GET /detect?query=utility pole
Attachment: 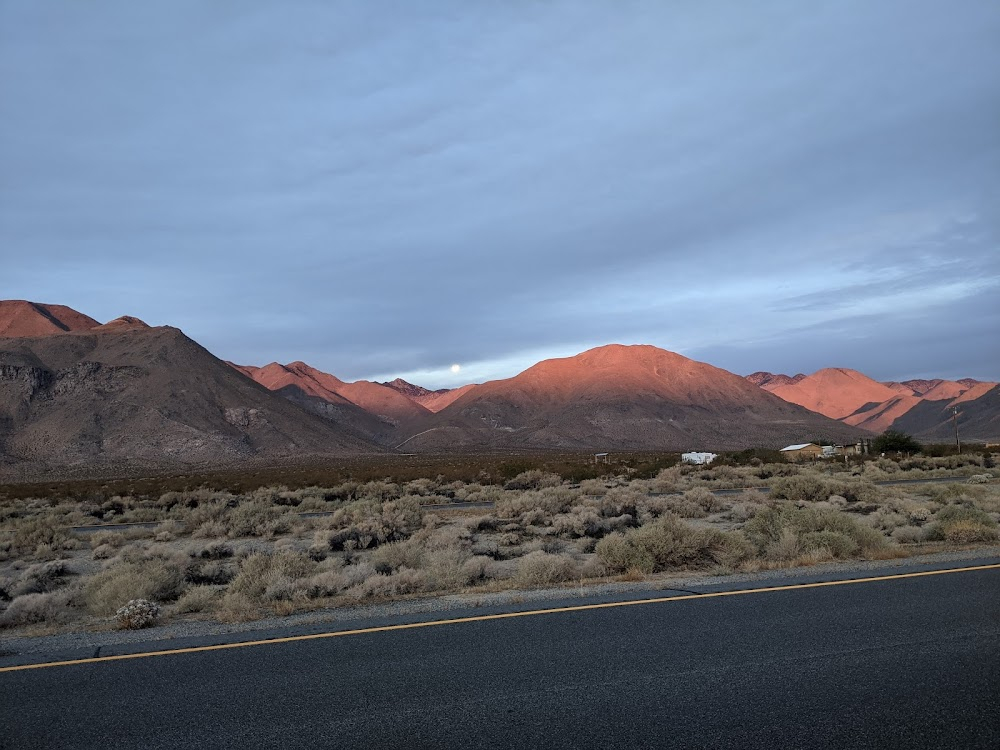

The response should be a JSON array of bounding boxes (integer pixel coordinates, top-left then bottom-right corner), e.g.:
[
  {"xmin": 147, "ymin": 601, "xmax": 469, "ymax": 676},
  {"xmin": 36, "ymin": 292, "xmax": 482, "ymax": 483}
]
[{"xmin": 952, "ymin": 406, "xmax": 961, "ymax": 453}]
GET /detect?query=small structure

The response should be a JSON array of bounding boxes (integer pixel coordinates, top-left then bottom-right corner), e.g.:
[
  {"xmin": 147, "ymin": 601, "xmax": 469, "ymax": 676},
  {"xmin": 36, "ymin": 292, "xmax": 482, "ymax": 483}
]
[
  {"xmin": 780, "ymin": 443, "xmax": 824, "ymax": 461},
  {"xmin": 682, "ymin": 451, "xmax": 717, "ymax": 465},
  {"xmin": 593, "ymin": 452, "xmax": 610, "ymax": 465}
]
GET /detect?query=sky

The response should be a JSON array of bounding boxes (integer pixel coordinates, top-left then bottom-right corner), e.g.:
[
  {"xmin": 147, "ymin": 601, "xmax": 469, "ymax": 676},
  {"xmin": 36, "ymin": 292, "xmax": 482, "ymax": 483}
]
[{"xmin": 1, "ymin": 1, "xmax": 998, "ymax": 389}]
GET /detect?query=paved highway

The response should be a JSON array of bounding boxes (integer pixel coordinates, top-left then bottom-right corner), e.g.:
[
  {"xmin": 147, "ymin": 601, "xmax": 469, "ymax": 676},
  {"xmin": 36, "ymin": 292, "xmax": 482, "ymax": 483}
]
[{"xmin": 2, "ymin": 561, "xmax": 999, "ymax": 749}]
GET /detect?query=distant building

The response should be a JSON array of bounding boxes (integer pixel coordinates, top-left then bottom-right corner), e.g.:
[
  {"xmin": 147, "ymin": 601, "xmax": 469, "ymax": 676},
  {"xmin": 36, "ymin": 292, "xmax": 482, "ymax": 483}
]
[
  {"xmin": 824, "ymin": 444, "xmax": 861, "ymax": 457},
  {"xmin": 780, "ymin": 443, "xmax": 824, "ymax": 461},
  {"xmin": 682, "ymin": 451, "xmax": 717, "ymax": 465}
]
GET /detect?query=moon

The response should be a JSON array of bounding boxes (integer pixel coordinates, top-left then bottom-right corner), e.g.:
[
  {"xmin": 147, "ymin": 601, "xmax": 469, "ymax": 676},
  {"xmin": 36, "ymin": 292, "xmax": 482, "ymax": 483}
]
[{"xmin": 450, "ymin": 364, "xmax": 461, "ymax": 374}]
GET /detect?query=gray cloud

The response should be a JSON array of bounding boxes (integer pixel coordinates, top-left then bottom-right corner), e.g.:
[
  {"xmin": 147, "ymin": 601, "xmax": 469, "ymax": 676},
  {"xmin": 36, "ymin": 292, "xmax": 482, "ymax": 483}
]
[{"xmin": 1, "ymin": 0, "xmax": 998, "ymax": 388}]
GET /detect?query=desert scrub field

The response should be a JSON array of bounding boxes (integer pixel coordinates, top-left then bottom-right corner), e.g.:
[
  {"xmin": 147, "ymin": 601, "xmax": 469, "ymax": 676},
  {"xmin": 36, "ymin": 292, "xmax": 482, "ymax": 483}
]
[{"xmin": 0, "ymin": 455, "xmax": 996, "ymax": 633}]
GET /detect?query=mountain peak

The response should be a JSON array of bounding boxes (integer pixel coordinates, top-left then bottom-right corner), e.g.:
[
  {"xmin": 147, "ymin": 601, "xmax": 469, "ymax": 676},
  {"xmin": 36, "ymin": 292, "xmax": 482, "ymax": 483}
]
[
  {"xmin": 0, "ymin": 300, "xmax": 101, "ymax": 337},
  {"xmin": 405, "ymin": 343, "xmax": 861, "ymax": 452},
  {"xmin": 93, "ymin": 315, "xmax": 150, "ymax": 331},
  {"xmin": 768, "ymin": 367, "xmax": 899, "ymax": 419},
  {"xmin": 381, "ymin": 378, "xmax": 441, "ymax": 399}
]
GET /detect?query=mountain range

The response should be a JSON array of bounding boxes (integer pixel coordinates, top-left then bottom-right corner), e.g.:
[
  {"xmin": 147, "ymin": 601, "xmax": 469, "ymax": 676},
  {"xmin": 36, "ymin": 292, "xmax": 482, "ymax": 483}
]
[
  {"xmin": 1, "ymin": 299, "xmax": 997, "ymax": 477},
  {"xmin": 745, "ymin": 368, "xmax": 998, "ymax": 441}
]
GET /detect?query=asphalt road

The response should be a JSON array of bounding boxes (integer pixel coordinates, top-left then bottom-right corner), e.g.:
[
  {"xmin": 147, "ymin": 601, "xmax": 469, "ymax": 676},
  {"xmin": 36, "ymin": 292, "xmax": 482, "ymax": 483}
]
[{"xmin": 3, "ymin": 562, "xmax": 999, "ymax": 749}]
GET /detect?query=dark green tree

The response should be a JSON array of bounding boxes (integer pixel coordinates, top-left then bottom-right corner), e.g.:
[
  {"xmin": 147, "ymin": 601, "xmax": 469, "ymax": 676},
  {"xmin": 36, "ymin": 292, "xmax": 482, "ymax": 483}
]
[{"xmin": 872, "ymin": 429, "xmax": 921, "ymax": 454}]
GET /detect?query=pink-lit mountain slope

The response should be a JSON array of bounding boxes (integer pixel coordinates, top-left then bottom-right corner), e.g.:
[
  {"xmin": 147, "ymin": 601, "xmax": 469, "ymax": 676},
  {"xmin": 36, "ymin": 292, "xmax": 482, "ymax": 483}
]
[{"xmin": 397, "ymin": 345, "xmax": 864, "ymax": 452}]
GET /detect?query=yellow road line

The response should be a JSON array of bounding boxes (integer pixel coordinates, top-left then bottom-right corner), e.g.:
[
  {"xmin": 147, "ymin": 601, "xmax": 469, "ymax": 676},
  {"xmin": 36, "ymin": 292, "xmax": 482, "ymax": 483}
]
[{"xmin": 2, "ymin": 562, "xmax": 998, "ymax": 674}]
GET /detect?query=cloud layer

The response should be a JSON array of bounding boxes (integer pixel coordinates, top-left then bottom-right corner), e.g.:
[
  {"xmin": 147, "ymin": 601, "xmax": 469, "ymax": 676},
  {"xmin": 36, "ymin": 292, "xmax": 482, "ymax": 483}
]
[{"xmin": 2, "ymin": 0, "xmax": 998, "ymax": 386}]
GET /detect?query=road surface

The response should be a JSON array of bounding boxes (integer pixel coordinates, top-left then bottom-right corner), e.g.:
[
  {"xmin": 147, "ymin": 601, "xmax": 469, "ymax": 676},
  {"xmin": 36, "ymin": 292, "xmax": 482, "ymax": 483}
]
[{"xmin": 2, "ymin": 560, "xmax": 999, "ymax": 749}]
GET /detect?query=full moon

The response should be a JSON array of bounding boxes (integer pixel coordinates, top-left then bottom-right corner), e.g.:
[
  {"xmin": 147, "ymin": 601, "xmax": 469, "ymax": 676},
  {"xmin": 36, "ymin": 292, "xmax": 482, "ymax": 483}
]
[{"xmin": 450, "ymin": 364, "xmax": 461, "ymax": 374}]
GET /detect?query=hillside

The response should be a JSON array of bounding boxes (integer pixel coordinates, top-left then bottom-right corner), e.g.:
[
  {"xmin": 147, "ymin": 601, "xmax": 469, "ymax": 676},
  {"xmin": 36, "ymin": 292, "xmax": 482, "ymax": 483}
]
[
  {"xmin": 767, "ymin": 368, "xmax": 900, "ymax": 420},
  {"xmin": 233, "ymin": 361, "xmax": 431, "ymax": 441},
  {"xmin": 237, "ymin": 362, "xmax": 354, "ymax": 406},
  {"xmin": 745, "ymin": 372, "xmax": 805, "ymax": 389},
  {"xmin": 754, "ymin": 367, "xmax": 999, "ymax": 441},
  {"xmin": 0, "ymin": 300, "xmax": 100, "ymax": 337},
  {"xmin": 889, "ymin": 384, "xmax": 1000, "ymax": 442},
  {"xmin": 379, "ymin": 378, "xmax": 476, "ymax": 412},
  {"xmin": 380, "ymin": 378, "xmax": 441, "ymax": 400},
  {"xmin": 398, "ymin": 345, "xmax": 863, "ymax": 452},
  {"xmin": 418, "ymin": 383, "xmax": 479, "ymax": 413},
  {"xmin": 0, "ymin": 327, "xmax": 379, "ymax": 478}
]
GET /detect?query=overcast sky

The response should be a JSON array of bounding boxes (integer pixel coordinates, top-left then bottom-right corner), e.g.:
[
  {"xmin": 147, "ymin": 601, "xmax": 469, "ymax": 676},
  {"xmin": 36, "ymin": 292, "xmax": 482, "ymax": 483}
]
[{"xmin": 2, "ymin": 1, "xmax": 998, "ymax": 388}]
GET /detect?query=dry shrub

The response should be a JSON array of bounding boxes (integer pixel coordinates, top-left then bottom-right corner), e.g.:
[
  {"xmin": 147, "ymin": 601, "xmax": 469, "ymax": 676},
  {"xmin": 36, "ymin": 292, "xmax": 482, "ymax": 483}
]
[
  {"xmin": 191, "ymin": 541, "xmax": 234, "ymax": 560},
  {"xmin": 300, "ymin": 562, "xmax": 378, "ymax": 599},
  {"xmin": 663, "ymin": 497, "xmax": 708, "ymax": 519},
  {"xmin": 464, "ymin": 485, "xmax": 506, "ymax": 504},
  {"xmin": 115, "ymin": 599, "xmax": 159, "ymax": 630},
  {"xmin": 0, "ymin": 590, "xmax": 75, "ymax": 628},
  {"xmin": 764, "ymin": 528, "xmax": 805, "ymax": 562},
  {"xmin": 404, "ymin": 477, "xmax": 437, "ymax": 496},
  {"xmin": 8, "ymin": 517, "xmax": 73, "ymax": 556},
  {"xmin": 370, "ymin": 538, "xmax": 425, "ymax": 574},
  {"xmin": 318, "ymin": 499, "xmax": 424, "ymax": 551},
  {"xmin": 153, "ymin": 520, "xmax": 185, "ymax": 542},
  {"xmin": 350, "ymin": 568, "xmax": 427, "ymax": 598},
  {"xmin": 799, "ymin": 531, "xmax": 860, "ymax": 559},
  {"xmin": 225, "ymin": 502, "xmax": 290, "ymax": 538},
  {"xmin": 769, "ymin": 476, "xmax": 830, "ymax": 503},
  {"xmin": 825, "ymin": 479, "xmax": 879, "ymax": 504},
  {"xmin": 227, "ymin": 550, "xmax": 317, "ymax": 602},
  {"xmin": 495, "ymin": 487, "xmax": 579, "ymax": 520},
  {"xmin": 184, "ymin": 558, "xmax": 236, "ymax": 585},
  {"xmin": 925, "ymin": 504, "xmax": 997, "ymax": 542},
  {"xmin": 683, "ymin": 488, "xmax": 728, "ymax": 514},
  {"xmin": 579, "ymin": 479, "xmax": 609, "ymax": 496},
  {"xmin": 215, "ymin": 593, "xmax": 259, "ymax": 623},
  {"xmin": 85, "ymin": 555, "xmax": 187, "ymax": 615},
  {"xmin": 88, "ymin": 530, "xmax": 127, "ymax": 550},
  {"xmin": 10, "ymin": 561, "xmax": 70, "ymax": 597},
  {"xmin": 926, "ymin": 484, "xmax": 987, "ymax": 503},
  {"xmin": 174, "ymin": 586, "xmax": 221, "ymax": 614},
  {"xmin": 503, "ymin": 470, "xmax": 562, "ymax": 491},
  {"xmin": 874, "ymin": 458, "xmax": 901, "ymax": 475},
  {"xmin": 942, "ymin": 520, "xmax": 999, "ymax": 543},
  {"xmin": 891, "ymin": 525, "xmax": 925, "ymax": 544},
  {"xmin": 465, "ymin": 514, "xmax": 501, "ymax": 532},
  {"xmin": 499, "ymin": 531, "xmax": 522, "ymax": 546},
  {"xmin": 551, "ymin": 508, "xmax": 605, "ymax": 538},
  {"xmin": 868, "ymin": 509, "xmax": 908, "ymax": 533},
  {"xmin": 599, "ymin": 488, "xmax": 642, "ymax": 517},
  {"xmin": 369, "ymin": 526, "xmax": 486, "ymax": 591},
  {"xmin": 513, "ymin": 551, "xmax": 580, "ymax": 586},
  {"xmin": 726, "ymin": 496, "xmax": 768, "ymax": 523},
  {"xmin": 744, "ymin": 507, "xmax": 887, "ymax": 560},
  {"xmin": 356, "ymin": 480, "xmax": 402, "ymax": 502},
  {"xmin": 795, "ymin": 548, "xmax": 835, "ymax": 566},
  {"xmin": 459, "ymin": 555, "xmax": 498, "ymax": 585},
  {"xmin": 596, "ymin": 515, "xmax": 752, "ymax": 574},
  {"xmin": 181, "ymin": 499, "xmax": 230, "ymax": 536}
]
